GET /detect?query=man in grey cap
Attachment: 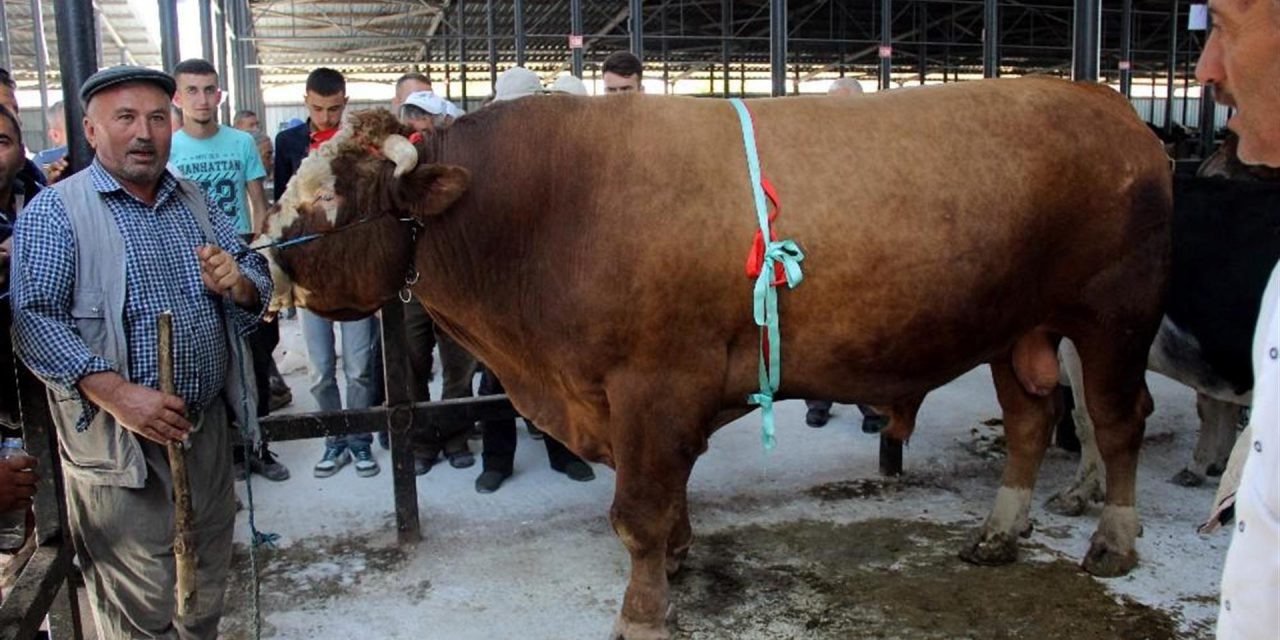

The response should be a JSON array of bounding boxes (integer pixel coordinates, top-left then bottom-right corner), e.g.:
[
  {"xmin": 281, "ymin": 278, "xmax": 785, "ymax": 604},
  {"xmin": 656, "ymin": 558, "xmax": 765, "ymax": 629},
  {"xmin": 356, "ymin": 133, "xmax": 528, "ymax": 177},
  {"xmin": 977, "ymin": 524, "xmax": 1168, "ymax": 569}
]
[{"xmin": 10, "ymin": 65, "xmax": 271, "ymax": 638}]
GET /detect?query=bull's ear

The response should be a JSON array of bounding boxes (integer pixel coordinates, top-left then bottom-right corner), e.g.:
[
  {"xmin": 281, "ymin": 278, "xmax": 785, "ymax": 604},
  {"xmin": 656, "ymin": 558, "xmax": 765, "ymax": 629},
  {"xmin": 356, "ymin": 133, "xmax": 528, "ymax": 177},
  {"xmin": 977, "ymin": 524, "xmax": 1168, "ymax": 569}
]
[{"xmin": 398, "ymin": 164, "xmax": 471, "ymax": 220}]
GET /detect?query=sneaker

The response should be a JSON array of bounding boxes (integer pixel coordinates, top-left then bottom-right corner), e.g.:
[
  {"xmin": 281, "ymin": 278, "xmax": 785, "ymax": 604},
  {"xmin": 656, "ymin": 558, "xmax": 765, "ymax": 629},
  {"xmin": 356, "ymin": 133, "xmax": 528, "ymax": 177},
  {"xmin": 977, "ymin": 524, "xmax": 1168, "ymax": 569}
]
[
  {"xmin": 447, "ymin": 450, "xmax": 475, "ymax": 469},
  {"xmin": 557, "ymin": 460, "xmax": 595, "ymax": 482},
  {"xmin": 352, "ymin": 447, "xmax": 380, "ymax": 477},
  {"xmin": 248, "ymin": 444, "xmax": 291, "ymax": 481},
  {"xmin": 475, "ymin": 469, "xmax": 511, "ymax": 494},
  {"xmin": 268, "ymin": 387, "xmax": 293, "ymax": 412},
  {"xmin": 805, "ymin": 407, "xmax": 831, "ymax": 428},
  {"xmin": 861, "ymin": 413, "xmax": 889, "ymax": 434},
  {"xmin": 414, "ymin": 455, "xmax": 435, "ymax": 476},
  {"xmin": 526, "ymin": 422, "xmax": 545, "ymax": 440},
  {"xmin": 313, "ymin": 445, "xmax": 351, "ymax": 478}
]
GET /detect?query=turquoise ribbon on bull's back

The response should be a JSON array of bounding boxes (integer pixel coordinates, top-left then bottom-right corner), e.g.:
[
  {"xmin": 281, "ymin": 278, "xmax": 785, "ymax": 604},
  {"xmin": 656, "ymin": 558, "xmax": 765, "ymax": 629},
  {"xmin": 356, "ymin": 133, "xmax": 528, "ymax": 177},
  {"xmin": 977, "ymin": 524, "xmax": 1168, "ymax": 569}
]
[{"xmin": 729, "ymin": 98, "xmax": 805, "ymax": 450}]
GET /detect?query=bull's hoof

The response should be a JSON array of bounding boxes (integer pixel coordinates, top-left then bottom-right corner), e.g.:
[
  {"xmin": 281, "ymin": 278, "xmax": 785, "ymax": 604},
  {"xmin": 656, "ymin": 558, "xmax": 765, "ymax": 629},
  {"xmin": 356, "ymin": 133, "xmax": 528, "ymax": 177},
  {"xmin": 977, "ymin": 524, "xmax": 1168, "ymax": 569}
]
[
  {"xmin": 1170, "ymin": 468, "xmax": 1206, "ymax": 488},
  {"xmin": 1044, "ymin": 491, "xmax": 1089, "ymax": 517},
  {"xmin": 610, "ymin": 606, "xmax": 675, "ymax": 640},
  {"xmin": 959, "ymin": 530, "xmax": 1019, "ymax": 566},
  {"xmin": 1082, "ymin": 539, "xmax": 1138, "ymax": 577}
]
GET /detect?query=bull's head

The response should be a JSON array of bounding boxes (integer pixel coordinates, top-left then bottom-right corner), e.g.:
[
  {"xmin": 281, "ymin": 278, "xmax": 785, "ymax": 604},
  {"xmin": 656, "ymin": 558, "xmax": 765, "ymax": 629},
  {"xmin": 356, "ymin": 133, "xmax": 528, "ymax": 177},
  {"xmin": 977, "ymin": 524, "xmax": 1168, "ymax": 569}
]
[{"xmin": 263, "ymin": 109, "xmax": 470, "ymax": 320}]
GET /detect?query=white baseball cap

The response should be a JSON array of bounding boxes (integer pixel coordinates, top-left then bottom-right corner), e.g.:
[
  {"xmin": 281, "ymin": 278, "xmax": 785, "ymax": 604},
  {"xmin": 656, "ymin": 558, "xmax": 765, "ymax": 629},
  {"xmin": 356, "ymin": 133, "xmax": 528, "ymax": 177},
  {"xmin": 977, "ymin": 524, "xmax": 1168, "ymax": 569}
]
[
  {"xmin": 493, "ymin": 67, "xmax": 545, "ymax": 102},
  {"xmin": 549, "ymin": 74, "xmax": 588, "ymax": 96},
  {"xmin": 402, "ymin": 90, "xmax": 449, "ymax": 115}
]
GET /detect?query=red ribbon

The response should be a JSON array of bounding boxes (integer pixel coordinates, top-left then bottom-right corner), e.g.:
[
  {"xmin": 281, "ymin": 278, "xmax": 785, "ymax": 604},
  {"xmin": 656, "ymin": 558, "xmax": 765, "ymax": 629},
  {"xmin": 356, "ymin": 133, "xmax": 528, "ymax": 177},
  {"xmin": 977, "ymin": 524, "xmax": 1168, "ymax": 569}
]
[
  {"xmin": 309, "ymin": 127, "xmax": 339, "ymax": 150},
  {"xmin": 744, "ymin": 178, "xmax": 786, "ymax": 286}
]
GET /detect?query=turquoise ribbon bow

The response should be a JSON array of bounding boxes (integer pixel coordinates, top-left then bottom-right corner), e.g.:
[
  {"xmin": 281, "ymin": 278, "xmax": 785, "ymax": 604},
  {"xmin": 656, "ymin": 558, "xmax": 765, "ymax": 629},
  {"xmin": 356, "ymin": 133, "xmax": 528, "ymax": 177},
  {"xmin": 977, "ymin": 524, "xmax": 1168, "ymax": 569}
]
[{"xmin": 729, "ymin": 98, "xmax": 805, "ymax": 450}]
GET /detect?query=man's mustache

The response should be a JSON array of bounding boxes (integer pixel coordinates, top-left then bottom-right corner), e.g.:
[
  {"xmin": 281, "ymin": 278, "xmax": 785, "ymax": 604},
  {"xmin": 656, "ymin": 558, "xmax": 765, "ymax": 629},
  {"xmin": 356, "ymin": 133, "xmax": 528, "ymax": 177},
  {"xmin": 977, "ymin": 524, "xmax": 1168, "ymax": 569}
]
[{"xmin": 127, "ymin": 142, "xmax": 157, "ymax": 154}]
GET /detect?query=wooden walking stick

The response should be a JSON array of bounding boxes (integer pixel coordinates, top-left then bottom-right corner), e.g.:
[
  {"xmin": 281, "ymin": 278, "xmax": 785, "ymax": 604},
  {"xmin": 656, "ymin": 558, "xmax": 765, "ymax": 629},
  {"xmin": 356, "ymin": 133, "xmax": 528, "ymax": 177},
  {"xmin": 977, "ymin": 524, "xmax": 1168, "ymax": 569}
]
[{"xmin": 158, "ymin": 311, "xmax": 198, "ymax": 616}]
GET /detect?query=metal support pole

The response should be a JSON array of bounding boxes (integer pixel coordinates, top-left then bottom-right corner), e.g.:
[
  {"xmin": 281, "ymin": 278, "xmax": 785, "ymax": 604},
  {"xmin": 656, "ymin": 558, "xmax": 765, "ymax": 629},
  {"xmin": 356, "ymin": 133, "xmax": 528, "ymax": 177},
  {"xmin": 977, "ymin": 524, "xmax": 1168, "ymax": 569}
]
[
  {"xmin": 630, "ymin": 0, "xmax": 643, "ymax": 60},
  {"xmin": 486, "ymin": 0, "xmax": 496, "ymax": 93},
  {"xmin": 0, "ymin": 1, "xmax": 11, "ymax": 71},
  {"xmin": 514, "ymin": 0, "xmax": 526, "ymax": 67},
  {"xmin": 158, "ymin": 0, "xmax": 180, "ymax": 72},
  {"xmin": 1120, "ymin": 0, "xmax": 1134, "ymax": 97},
  {"xmin": 215, "ymin": 0, "xmax": 229, "ymax": 124},
  {"xmin": 1197, "ymin": 12, "xmax": 1216, "ymax": 157},
  {"xmin": 379, "ymin": 305, "xmax": 421, "ymax": 546},
  {"xmin": 721, "ymin": 0, "xmax": 730, "ymax": 97},
  {"xmin": 30, "ymin": 0, "xmax": 51, "ymax": 147},
  {"xmin": 983, "ymin": 0, "xmax": 999, "ymax": 78},
  {"xmin": 570, "ymin": 0, "xmax": 583, "ymax": 77},
  {"xmin": 199, "ymin": 0, "xmax": 213, "ymax": 62},
  {"xmin": 1165, "ymin": 0, "xmax": 1179, "ymax": 134},
  {"xmin": 1072, "ymin": 0, "xmax": 1100, "ymax": 81},
  {"xmin": 879, "ymin": 0, "xmax": 892, "ymax": 90},
  {"xmin": 52, "ymin": 0, "xmax": 98, "ymax": 173},
  {"xmin": 458, "ymin": 0, "xmax": 468, "ymax": 106},
  {"xmin": 769, "ymin": 0, "xmax": 786, "ymax": 96}
]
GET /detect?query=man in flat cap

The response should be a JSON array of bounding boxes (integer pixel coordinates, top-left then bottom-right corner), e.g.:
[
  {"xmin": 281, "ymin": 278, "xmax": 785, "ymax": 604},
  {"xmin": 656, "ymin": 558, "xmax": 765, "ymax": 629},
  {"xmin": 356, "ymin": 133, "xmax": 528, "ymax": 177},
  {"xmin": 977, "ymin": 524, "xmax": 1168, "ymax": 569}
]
[{"xmin": 10, "ymin": 65, "xmax": 271, "ymax": 638}]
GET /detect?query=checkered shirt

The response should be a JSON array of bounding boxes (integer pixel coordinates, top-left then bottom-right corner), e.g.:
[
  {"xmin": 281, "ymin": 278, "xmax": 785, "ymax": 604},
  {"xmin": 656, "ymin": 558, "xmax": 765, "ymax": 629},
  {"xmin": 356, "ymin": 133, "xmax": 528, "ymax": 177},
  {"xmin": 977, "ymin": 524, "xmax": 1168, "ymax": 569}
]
[{"xmin": 11, "ymin": 160, "xmax": 271, "ymax": 429}]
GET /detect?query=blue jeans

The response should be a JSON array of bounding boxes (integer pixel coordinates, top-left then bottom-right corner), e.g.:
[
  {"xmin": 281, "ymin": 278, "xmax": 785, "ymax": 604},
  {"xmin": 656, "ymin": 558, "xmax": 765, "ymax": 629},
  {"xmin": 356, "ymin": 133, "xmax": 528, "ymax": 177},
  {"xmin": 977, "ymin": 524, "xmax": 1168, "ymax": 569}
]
[{"xmin": 300, "ymin": 309, "xmax": 381, "ymax": 449}]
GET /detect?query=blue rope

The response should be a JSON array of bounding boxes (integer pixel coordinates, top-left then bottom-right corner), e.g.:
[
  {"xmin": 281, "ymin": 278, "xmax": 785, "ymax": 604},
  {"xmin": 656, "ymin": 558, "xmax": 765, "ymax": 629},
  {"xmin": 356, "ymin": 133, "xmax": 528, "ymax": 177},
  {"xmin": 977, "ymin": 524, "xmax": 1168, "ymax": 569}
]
[
  {"xmin": 233, "ymin": 337, "xmax": 278, "ymax": 640},
  {"xmin": 729, "ymin": 98, "xmax": 805, "ymax": 450}
]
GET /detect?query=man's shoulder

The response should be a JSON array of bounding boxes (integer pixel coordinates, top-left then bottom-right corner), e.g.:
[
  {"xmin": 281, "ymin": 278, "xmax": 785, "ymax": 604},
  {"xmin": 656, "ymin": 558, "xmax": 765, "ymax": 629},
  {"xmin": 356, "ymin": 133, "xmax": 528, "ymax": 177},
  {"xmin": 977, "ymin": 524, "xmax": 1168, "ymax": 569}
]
[
  {"xmin": 275, "ymin": 123, "xmax": 309, "ymax": 146},
  {"xmin": 218, "ymin": 126, "xmax": 256, "ymax": 146}
]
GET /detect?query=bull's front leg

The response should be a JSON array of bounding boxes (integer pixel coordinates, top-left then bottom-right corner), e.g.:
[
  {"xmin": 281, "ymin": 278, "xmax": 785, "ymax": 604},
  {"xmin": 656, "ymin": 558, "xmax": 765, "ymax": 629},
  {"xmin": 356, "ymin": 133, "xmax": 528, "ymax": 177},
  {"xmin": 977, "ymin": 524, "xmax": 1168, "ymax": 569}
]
[
  {"xmin": 609, "ymin": 463, "xmax": 693, "ymax": 640},
  {"xmin": 961, "ymin": 359, "xmax": 1056, "ymax": 566}
]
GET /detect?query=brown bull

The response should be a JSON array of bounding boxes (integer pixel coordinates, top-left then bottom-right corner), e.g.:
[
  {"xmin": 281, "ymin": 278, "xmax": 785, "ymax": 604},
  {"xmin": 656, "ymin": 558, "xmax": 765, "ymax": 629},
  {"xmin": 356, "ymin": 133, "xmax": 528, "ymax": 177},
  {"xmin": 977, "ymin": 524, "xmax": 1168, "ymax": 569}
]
[{"xmin": 265, "ymin": 77, "xmax": 1171, "ymax": 639}]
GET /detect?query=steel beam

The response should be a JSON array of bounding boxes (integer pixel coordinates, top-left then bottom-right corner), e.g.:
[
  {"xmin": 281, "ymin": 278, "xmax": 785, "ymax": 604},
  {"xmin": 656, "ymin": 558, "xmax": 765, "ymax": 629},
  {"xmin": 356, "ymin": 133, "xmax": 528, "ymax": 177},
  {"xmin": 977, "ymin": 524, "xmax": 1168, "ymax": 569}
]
[
  {"xmin": 1165, "ymin": 0, "xmax": 1178, "ymax": 134},
  {"xmin": 630, "ymin": 0, "xmax": 643, "ymax": 60},
  {"xmin": 458, "ymin": 0, "xmax": 467, "ymax": 105},
  {"xmin": 514, "ymin": 0, "xmax": 526, "ymax": 66},
  {"xmin": 216, "ymin": 0, "xmax": 230, "ymax": 123},
  {"xmin": 983, "ymin": 0, "xmax": 999, "ymax": 78},
  {"xmin": 52, "ymin": 0, "xmax": 97, "ymax": 173},
  {"xmin": 0, "ymin": 1, "xmax": 10, "ymax": 71},
  {"xmin": 159, "ymin": 0, "xmax": 180, "ymax": 72},
  {"xmin": 721, "ymin": 0, "xmax": 730, "ymax": 97},
  {"xmin": 1120, "ymin": 0, "xmax": 1133, "ymax": 96},
  {"xmin": 570, "ymin": 0, "xmax": 583, "ymax": 77},
  {"xmin": 769, "ymin": 0, "xmax": 785, "ymax": 96},
  {"xmin": 1071, "ymin": 0, "xmax": 1100, "ymax": 81},
  {"xmin": 880, "ymin": 0, "xmax": 892, "ymax": 90},
  {"xmin": 199, "ymin": 0, "xmax": 213, "ymax": 62},
  {"xmin": 30, "ymin": 0, "xmax": 50, "ymax": 147},
  {"xmin": 487, "ymin": 0, "xmax": 496, "ymax": 93}
]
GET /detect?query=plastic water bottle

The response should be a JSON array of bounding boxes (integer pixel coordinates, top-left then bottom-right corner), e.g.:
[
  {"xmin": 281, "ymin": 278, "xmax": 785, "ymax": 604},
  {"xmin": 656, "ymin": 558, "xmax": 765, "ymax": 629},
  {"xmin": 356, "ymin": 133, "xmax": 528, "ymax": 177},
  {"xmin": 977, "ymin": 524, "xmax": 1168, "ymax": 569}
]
[{"xmin": 0, "ymin": 437, "xmax": 29, "ymax": 550}]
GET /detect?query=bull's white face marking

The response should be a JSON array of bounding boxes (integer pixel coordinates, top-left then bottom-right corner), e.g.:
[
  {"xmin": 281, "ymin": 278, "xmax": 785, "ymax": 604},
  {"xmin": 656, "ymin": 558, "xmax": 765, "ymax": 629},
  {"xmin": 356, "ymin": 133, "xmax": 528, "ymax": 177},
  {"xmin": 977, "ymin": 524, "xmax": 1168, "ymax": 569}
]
[
  {"xmin": 985, "ymin": 486, "xmax": 1032, "ymax": 536},
  {"xmin": 266, "ymin": 114, "xmax": 363, "ymax": 240}
]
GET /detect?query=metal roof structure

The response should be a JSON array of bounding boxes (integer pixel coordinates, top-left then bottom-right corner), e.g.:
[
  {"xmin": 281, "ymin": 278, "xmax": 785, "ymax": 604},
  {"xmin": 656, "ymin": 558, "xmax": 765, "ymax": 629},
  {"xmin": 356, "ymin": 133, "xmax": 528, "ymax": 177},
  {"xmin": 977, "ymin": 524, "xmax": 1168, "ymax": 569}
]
[{"xmin": 0, "ymin": 0, "xmax": 1203, "ymax": 93}]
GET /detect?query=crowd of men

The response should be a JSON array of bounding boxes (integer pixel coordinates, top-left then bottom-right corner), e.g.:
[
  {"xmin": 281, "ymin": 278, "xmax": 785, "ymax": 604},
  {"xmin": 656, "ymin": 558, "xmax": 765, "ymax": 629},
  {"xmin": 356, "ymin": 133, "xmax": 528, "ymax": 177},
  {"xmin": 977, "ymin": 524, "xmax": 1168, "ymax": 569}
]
[{"xmin": 0, "ymin": 7, "xmax": 1271, "ymax": 636}]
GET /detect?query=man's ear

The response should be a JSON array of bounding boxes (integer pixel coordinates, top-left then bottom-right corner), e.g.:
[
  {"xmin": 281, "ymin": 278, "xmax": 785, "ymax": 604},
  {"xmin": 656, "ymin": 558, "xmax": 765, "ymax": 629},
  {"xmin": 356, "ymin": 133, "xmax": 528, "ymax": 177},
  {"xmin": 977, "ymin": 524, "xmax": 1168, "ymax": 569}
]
[{"xmin": 397, "ymin": 164, "xmax": 471, "ymax": 221}]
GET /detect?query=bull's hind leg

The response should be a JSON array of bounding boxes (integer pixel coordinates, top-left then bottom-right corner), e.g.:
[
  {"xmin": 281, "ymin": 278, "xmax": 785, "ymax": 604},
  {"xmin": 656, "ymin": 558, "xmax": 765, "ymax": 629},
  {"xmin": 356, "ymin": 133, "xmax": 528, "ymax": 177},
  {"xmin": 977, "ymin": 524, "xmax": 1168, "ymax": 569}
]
[
  {"xmin": 961, "ymin": 358, "xmax": 1057, "ymax": 566},
  {"xmin": 1073, "ymin": 331, "xmax": 1154, "ymax": 577},
  {"xmin": 1045, "ymin": 339, "xmax": 1107, "ymax": 516}
]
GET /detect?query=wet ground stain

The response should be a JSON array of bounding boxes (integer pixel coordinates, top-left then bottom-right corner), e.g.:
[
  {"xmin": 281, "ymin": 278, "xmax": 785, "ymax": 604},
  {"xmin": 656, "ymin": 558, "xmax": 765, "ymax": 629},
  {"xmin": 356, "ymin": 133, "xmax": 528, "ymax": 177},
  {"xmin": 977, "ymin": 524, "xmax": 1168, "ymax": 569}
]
[
  {"xmin": 220, "ymin": 534, "xmax": 409, "ymax": 639},
  {"xmin": 671, "ymin": 518, "xmax": 1190, "ymax": 640}
]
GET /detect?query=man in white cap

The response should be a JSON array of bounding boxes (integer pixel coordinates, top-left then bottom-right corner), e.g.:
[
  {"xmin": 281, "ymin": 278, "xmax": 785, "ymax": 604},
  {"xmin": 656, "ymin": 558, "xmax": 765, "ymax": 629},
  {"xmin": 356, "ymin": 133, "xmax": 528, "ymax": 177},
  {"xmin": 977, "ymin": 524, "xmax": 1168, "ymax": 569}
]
[
  {"xmin": 549, "ymin": 73, "xmax": 589, "ymax": 97},
  {"xmin": 492, "ymin": 66, "xmax": 545, "ymax": 102},
  {"xmin": 828, "ymin": 77, "xmax": 864, "ymax": 97},
  {"xmin": 1194, "ymin": 2, "xmax": 1279, "ymax": 638},
  {"xmin": 394, "ymin": 88, "xmax": 480, "ymax": 475}
]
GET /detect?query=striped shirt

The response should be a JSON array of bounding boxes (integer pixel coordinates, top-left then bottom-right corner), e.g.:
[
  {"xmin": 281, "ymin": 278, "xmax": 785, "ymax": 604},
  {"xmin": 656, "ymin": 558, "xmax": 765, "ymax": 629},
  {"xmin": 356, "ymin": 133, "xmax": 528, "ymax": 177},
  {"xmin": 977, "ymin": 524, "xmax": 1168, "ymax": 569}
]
[{"xmin": 10, "ymin": 160, "xmax": 270, "ymax": 428}]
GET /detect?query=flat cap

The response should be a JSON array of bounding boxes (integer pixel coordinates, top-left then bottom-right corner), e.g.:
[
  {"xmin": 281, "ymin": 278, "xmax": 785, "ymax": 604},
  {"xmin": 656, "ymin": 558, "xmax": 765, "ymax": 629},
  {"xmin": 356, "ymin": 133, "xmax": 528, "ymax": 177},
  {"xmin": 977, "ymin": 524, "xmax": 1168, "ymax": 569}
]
[{"xmin": 80, "ymin": 66, "xmax": 176, "ymax": 106}]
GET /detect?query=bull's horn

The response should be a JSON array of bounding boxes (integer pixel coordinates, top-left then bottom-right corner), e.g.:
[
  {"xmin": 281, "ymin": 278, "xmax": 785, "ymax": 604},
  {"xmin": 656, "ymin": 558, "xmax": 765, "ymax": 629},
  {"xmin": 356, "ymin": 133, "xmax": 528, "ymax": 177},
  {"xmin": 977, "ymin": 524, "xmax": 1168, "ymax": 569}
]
[{"xmin": 382, "ymin": 134, "xmax": 418, "ymax": 177}]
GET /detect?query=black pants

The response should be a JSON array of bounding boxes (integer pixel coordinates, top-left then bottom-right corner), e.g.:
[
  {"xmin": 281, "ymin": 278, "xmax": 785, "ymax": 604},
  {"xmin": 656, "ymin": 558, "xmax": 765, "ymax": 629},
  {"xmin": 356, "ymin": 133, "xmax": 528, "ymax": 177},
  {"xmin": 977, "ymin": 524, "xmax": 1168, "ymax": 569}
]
[
  {"xmin": 478, "ymin": 368, "xmax": 582, "ymax": 474},
  {"xmin": 402, "ymin": 298, "xmax": 476, "ymax": 459}
]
